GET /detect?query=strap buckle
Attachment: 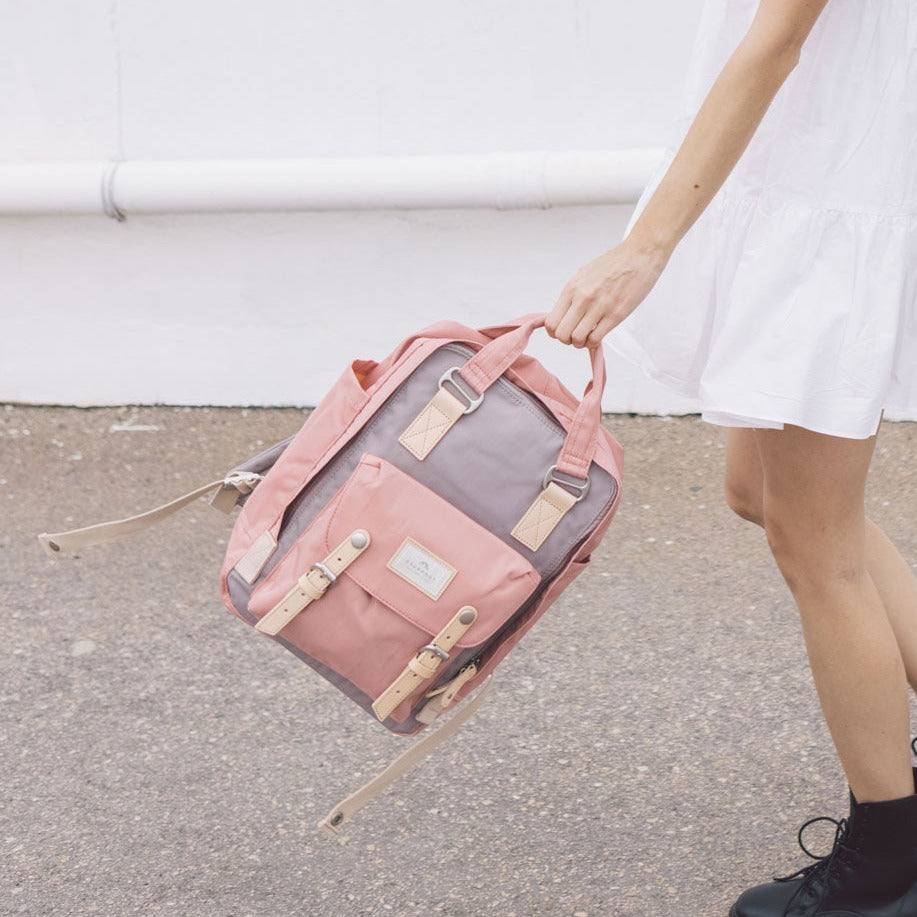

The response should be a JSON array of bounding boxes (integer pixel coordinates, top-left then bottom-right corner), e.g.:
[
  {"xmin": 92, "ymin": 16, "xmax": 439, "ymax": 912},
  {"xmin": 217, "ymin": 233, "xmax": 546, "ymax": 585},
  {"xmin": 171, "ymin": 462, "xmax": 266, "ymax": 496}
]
[
  {"xmin": 309, "ymin": 561, "xmax": 337, "ymax": 584},
  {"xmin": 542, "ymin": 464, "xmax": 590, "ymax": 502},
  {"xmin": 420, "ymin": 643, "xmax": 450, "ymax": 662},
  {"xmin": 438, "ymin": 367, "xmax": 484, "ymax": 415}
]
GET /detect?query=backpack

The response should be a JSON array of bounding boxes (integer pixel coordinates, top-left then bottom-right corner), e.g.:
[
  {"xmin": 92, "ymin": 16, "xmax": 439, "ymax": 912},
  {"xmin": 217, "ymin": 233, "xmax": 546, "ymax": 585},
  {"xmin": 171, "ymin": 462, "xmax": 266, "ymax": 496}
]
[{"xmin": 39, "ymin": 313, "xmax": 623, "ymax": 834}]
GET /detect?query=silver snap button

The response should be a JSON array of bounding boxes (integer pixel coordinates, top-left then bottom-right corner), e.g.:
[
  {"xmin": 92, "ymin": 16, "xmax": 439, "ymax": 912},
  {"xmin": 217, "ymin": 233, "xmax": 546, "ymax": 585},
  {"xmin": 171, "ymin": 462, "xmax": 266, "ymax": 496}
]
[
  {"xmin": 350, "ymin": 531, "xmax": 369, "ymax": 549},
  {"xmin": 459, "ymin": 608, "xmax": 476, "ymax": 626}
]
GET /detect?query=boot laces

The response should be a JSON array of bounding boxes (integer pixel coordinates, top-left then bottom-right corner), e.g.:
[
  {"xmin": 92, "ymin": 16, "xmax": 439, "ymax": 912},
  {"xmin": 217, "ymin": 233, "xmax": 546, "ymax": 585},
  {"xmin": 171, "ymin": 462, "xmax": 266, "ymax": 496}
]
[{"xmin": 774, "ymin": 815, "xmax": 849, "ymax": 884}]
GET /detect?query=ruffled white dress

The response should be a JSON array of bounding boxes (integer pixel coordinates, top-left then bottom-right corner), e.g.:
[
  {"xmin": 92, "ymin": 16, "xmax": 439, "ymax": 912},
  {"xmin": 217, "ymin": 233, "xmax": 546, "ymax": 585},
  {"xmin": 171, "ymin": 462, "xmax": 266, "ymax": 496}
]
[{"xmin": 608, "ymin": 0, "xmax": 917, "ymax": 439}]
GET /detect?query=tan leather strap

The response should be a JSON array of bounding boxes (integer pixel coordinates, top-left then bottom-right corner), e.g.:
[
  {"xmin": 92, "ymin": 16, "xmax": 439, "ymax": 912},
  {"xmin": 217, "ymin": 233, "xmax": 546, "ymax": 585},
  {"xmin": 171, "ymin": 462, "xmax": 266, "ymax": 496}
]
[
  {"xmin": 371, "ymin": 605, "xmax": 478, "ymax": 722},
  {"xmin": 37, "ymin": 471, "xmax": 262, "ymax": 556},
  {"xmin": 398, "ymin": 385, "xmax": 468, "ymax": 460},
  {"xmin": 415, "ymin": 661, "xmax": 479, "ymax": 724},
  {"xmin": 510, "ymin": 481, "xmax": 578, "ymax": 551},
  {"xmin": 254, "ymin": 530, "xmax": 371, "ymax": 636},
  {"xmin": 318, "ymin": 678, "xmax": 493, "ymax": 836}
]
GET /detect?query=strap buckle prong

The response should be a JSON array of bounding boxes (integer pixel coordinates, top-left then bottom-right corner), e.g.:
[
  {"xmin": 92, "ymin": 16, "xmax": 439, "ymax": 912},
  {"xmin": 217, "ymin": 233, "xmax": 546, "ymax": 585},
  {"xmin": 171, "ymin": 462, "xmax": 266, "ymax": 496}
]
[
  {"xmin": 420, "ymin": 643, "xmax": 450, "ymax": 662},
  {"xmin": 310, "ymin": 561, "xmax": 337, "ymax": 583}
]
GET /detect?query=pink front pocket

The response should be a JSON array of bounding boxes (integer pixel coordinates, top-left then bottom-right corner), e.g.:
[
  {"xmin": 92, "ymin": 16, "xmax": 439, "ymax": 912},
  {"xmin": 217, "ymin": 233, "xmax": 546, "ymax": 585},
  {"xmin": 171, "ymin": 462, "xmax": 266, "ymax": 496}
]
[{"xmin": 248, "ymin": 454, "xmax": 540, "ymax": 720}]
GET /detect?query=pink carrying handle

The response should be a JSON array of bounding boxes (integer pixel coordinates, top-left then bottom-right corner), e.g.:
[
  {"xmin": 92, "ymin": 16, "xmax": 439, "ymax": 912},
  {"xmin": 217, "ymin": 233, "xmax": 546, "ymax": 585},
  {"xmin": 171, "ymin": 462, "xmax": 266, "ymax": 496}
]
[{"xmin": 459, "ymin": 313, "xmax": 606, "ymax": 480}]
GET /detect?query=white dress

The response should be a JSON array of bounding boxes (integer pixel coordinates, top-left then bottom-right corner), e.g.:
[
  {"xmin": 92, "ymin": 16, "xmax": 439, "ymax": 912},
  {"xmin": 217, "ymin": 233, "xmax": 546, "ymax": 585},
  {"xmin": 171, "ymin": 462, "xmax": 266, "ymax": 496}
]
[{"xmin": 608, "ymin": 0, "xmax": 917, "ymax": 439}]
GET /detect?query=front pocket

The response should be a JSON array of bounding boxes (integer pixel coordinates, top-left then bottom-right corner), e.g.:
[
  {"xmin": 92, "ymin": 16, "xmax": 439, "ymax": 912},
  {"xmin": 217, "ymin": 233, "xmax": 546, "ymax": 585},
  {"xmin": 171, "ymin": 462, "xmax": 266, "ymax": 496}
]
[{"xmin": 248, "ymin": 453, "xmax": 540, "ymax": 720}]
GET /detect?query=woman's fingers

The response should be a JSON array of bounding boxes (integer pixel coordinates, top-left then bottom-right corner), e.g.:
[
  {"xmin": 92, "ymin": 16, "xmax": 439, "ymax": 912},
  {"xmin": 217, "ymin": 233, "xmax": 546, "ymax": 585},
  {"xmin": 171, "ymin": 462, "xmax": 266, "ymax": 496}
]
[
  {"xmin": 570, "ymin": 305, "xmax": 606, "ymax": 348},
  {"xmin": 586, "ymin": 313, "xmax": 620, "ymax": 346},
  {"xmin": 545, "ymin": 284, "xmax": 574, "ymax": 338},
  {"xmin": 550, "ymin": 239, "xmax": 668, "ymax": 346},
  {"xmin": 552, "ymin": 295, "xmax": 590, "ymax": 344}
]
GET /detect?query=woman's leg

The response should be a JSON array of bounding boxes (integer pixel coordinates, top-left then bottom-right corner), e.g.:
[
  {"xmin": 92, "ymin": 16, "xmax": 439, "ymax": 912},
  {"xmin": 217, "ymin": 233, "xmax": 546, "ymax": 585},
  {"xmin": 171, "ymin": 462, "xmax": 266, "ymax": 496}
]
[
  {"xmin": 865, "ymin": 522, "xmax": 917, "ymax": 692},
  {"xmin": 726, "ymin": 427, "xmax": 917, "ymax": 693},
  {"xmin": 753, "ymin": 424, "xmax": 911, "ymax": 802},
  {"xmin": 724, "ymin": 428, "xmax": 766, "ymax": 526}
]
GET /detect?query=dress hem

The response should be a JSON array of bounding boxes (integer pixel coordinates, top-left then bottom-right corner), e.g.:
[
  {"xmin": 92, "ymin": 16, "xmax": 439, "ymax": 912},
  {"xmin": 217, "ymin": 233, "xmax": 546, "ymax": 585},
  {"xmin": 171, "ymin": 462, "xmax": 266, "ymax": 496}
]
[{"xmin": 605, "ymin": 330, "xmax": 883, "ymax": 441}]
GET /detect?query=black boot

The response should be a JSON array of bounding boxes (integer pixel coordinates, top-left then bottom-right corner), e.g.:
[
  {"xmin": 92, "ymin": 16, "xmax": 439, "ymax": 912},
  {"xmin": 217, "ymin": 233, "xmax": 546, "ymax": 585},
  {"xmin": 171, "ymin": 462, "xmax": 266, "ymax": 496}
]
[{"xmin": 730, "ymin": 774, "xmax": 917, "ymax": 916}]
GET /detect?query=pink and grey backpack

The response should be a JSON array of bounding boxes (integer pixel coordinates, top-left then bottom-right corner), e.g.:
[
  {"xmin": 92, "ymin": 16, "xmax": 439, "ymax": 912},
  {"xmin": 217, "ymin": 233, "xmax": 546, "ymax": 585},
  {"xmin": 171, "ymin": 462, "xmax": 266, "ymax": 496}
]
[{"xmin": 39, "ymin": 313, "xmax": 623, "ymax": 833}]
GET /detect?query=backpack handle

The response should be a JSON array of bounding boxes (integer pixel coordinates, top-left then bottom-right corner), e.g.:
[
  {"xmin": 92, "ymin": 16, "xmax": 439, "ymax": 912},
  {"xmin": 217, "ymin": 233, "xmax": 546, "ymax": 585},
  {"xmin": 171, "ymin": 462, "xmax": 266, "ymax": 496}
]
[{"xmin": 459, "ymin": 313, "xmax": 605, "ymax": 481}]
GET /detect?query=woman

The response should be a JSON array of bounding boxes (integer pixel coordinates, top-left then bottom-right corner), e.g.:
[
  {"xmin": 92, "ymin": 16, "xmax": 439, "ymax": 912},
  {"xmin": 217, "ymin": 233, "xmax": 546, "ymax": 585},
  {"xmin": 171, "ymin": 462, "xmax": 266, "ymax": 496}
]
[{"xmin": 547, "ymin": 1, "xmax": 917, "ymax": 914}]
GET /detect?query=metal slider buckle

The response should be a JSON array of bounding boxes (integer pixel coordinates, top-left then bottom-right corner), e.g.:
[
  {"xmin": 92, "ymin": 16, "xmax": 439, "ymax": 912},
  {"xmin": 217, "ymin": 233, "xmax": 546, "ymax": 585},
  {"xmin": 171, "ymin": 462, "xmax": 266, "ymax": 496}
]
[
  {"xmin": 542, "ymin": 464, "xmax": 590, "ymax": 502},
  {"xmin": 438, "ymin": 366, "xmax": 484, "ymax": 415}
]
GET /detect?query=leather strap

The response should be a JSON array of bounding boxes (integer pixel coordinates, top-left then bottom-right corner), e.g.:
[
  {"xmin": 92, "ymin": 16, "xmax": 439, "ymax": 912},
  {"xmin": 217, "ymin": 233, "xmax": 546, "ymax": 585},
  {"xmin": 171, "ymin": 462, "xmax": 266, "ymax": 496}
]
[
  {"xmin": 254, "ymin": 530, "xmax": 370, "ymax": 635},
  {"xmin": 318, "ymin": 678, "xmax": 493, "ymax": 836},
  {"xmin": 371, "ymin": 605, "xmax": 478, "ymax": 722},
  {"xmin": 398, "ymin": 385, "xmax": 467, "ymax": 460},
  {"xmin": 510, "ymin": 480, "xmax": 579, "ymax": 551},
  {"xmin": 37, "ymin": 471, "xmax": 262, "ymax": 556}
]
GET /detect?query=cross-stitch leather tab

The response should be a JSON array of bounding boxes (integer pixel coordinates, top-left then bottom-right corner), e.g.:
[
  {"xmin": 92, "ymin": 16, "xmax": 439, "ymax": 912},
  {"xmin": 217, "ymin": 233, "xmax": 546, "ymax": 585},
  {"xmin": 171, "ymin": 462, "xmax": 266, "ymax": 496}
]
[
  {"xmin": 510, "ymin": 481, "xmax": 578, "ymax": 551},
  {"xmin": 398, "ymin": 386, "xmax": 467, "ymax": 460}
]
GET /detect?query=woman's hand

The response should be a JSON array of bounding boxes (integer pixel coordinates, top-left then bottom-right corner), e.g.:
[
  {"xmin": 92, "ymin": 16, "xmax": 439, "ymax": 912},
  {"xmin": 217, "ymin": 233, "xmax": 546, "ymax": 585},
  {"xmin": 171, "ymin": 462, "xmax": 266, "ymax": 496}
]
[{"xmin": 545, "ymin": 238, "xmax": 670, "ymax": 348}]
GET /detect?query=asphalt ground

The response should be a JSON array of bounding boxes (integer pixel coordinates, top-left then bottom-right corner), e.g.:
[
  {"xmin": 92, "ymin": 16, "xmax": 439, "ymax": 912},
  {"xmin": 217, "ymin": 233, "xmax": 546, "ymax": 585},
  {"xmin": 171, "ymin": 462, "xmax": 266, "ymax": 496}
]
[{"xmin": 3, "ymin": 406, "xmax": 917, "ymax": 917}]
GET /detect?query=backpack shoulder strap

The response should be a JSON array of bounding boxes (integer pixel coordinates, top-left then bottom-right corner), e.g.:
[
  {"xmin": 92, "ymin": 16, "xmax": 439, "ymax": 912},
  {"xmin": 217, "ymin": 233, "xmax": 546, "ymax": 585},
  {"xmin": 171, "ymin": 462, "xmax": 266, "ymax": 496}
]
[
  {"xmin": 38, "ymin": 471, "xmax": 261, "ymax": 555},
  {"xmin": 318, "ymin": 678, "xmax": 493, "ymax": 837}
]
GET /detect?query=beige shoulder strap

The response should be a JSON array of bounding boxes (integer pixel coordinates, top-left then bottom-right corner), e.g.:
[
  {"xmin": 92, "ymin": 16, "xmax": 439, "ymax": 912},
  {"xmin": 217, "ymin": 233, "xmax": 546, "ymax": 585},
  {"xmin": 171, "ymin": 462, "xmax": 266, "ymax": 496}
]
[
  {"xmin": 37, "ymin": 471, "xmax": 261, "ymax": 555},
  {"xmin": 318, "ymin": 678, "xmax": 493, "ymax": 837}
]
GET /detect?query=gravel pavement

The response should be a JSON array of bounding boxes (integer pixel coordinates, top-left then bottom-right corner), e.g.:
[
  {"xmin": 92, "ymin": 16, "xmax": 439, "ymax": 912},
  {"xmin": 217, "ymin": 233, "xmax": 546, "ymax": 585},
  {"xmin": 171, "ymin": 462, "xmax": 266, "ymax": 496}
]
[{"xmin": 3, "ymin": 406, "xmax": 917, "ymax": 917}]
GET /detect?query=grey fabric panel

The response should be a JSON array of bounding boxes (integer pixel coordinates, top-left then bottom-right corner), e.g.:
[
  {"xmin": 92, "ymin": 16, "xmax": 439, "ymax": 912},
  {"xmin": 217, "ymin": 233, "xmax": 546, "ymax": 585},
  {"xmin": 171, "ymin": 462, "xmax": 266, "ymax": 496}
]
[
  {"xmin": 380, "ymin": 344, "xmax": 618, "ymax": 578},
  {"xmin": 234, "ymin": 436, "xmax": 294, "ymax": 476},
  {"xmin": 228, "ymin": 568, "xmax": 261, "ymax": 630}
]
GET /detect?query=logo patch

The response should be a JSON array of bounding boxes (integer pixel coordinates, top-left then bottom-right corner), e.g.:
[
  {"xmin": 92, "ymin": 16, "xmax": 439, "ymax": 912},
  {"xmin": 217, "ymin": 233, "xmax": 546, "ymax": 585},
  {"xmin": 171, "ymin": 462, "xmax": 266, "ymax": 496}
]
[{"xmin": 387, "ymin": 537, "xmax": 456, "ymax": 600}]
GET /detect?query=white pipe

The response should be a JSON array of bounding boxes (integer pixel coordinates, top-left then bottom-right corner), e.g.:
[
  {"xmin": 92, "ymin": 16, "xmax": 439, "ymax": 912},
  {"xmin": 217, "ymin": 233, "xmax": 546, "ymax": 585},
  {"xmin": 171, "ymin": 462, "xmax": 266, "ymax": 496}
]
[{"xmin": 0, "ymin": 149, "xmax": 662, "ymax": 217}]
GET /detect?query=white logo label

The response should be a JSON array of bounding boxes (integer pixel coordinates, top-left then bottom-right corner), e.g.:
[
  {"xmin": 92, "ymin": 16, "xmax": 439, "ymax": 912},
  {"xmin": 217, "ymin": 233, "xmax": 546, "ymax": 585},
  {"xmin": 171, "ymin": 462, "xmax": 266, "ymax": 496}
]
[{"xmin": 387, "ymin": 537, "xmax": 456, "ymax": 600}]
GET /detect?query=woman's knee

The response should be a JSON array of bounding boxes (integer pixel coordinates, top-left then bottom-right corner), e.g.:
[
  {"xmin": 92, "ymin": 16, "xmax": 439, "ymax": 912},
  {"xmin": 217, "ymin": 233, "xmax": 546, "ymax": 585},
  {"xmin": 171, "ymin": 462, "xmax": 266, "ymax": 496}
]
[
  {"xmin": 724, "ymin": 429, "xmax": 765, "ymax": 527},
  {"xmin": 763, "ymin": 503, "xmax": 866, "ymax": 597},
  {"xmin": 724, "ymin": 475, "xmax": 764, "ymax": 527}
]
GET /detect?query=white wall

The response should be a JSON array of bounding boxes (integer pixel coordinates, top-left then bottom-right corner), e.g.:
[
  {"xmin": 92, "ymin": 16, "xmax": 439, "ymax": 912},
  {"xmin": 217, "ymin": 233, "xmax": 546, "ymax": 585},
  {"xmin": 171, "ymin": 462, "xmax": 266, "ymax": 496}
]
[{"xmin": 0, "ymin": 0, "xmax": 704, "ymax": 412}]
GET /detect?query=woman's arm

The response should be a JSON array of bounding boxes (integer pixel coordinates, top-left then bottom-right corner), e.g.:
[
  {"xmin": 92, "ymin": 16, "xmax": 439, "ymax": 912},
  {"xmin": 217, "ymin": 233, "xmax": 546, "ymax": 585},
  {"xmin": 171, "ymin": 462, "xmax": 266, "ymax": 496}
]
[{"xmin": 546, "ymin": 0, "xmax": 830, "ymax": 347}]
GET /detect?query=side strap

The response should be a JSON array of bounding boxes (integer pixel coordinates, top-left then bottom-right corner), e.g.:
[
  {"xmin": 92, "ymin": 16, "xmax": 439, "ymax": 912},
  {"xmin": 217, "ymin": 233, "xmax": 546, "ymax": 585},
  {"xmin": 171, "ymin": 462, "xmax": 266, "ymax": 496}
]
[
  {"xmin": 318, "ymin": 678, "xmax": 493, "ymax": 836},
  {"xmin": 37, "ymin": 471, "xmax": 262, "ymax": 556}
]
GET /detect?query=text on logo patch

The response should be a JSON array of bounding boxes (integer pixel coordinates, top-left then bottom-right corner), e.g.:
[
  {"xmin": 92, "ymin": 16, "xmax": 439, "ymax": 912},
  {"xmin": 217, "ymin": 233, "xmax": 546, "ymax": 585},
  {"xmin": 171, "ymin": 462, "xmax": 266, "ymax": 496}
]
[{"xmin": 387, "ymin": 537, "xmax": 457, "ymax": 600}]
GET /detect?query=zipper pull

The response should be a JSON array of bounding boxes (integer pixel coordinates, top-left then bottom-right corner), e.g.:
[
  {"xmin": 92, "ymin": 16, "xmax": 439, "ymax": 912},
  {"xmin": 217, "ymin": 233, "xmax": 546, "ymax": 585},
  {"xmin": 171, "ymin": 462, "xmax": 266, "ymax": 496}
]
[
  {"xmin": 417, "ymin": 660, "xmax": 480, "ymax": 724},
  {"xmin": 424, "ymin": 659, "xmax": 480, "ymax": 708}
]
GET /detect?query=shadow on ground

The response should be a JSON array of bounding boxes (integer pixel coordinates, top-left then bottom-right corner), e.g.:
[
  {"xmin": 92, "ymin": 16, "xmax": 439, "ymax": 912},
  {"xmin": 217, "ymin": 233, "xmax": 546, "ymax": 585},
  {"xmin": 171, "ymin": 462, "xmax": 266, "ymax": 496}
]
[{"xmin": 2, "ymin": 406, "xmax": 916, "ymax": 917}]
